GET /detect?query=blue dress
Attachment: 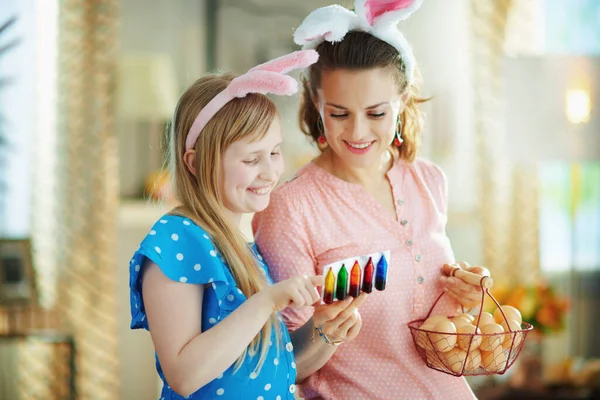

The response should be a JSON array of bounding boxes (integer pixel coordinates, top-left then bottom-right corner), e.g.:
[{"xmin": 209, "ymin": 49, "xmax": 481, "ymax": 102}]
[{"xmin": 129, "ymin": 214, "xmax": 298, "ymax": 399}]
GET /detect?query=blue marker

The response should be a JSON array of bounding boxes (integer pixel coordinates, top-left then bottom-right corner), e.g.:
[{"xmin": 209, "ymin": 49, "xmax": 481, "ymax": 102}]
[{"xmin": 375, "ymin": 255, "xmax": 388, "ymax": 291}]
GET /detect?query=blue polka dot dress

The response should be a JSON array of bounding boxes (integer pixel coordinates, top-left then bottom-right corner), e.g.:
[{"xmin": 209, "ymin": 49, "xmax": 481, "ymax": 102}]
[{"xmin": 129, "ymin": 214, "xmax": 298, "ymax": 399}]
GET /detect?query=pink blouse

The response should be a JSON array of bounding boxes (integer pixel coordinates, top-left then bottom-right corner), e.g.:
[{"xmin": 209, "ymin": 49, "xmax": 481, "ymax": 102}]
[{"xmin": 252, "ymin": 158, "xmax": 476, "ymax": 400}]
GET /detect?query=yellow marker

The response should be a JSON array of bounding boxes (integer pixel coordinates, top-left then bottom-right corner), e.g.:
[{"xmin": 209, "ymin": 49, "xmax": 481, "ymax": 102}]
[{"xmin": 323, "ymin": 268, "xmax": 336, "ymax": 304}]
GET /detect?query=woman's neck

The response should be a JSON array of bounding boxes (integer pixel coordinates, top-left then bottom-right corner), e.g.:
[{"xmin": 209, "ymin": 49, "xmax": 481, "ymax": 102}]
[{"xmin": 318, "ymin": 147, "xmax": 394, "ymax": 187}]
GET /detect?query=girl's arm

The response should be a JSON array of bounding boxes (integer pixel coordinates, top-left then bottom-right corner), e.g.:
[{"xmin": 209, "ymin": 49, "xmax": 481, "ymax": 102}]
[{"xmin": 142, "ymin": 260, "xmax": 321, "ymax": 397}]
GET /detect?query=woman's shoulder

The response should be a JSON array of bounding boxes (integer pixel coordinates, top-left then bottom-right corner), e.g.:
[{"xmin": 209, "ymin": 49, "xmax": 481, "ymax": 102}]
[
  {"xmin": 269, "ymin": 162, "xmax": 324, "ymax": 206},
  {"xmin": 409, "ymin": 157, "xmax": 448, "ymax": 186}
]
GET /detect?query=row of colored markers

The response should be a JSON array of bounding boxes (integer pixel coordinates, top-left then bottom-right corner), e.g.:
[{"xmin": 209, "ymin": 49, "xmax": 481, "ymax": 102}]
[{"xmin": 323, "ymin": 255, "xmax": 388, "ymax": 304}]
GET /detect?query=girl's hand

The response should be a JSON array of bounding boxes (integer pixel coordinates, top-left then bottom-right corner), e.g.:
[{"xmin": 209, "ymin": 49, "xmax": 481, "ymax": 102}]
[
  {"xmin": 312, "ymin": 293, "xmax": 368, "ymax": 345},
  {"xmin": 266, "ymin": 275, "xmax": 324, "ymax": 311},
  {"xmin": 440, "ymin": 262, "xmax": 491, "ymax": 309}
]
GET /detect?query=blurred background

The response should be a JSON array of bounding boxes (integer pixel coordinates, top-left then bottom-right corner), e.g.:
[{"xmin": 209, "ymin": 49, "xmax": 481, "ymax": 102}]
[{"xmin": 0, "ymin": 0, "xmax": 598, "ymax": 399}]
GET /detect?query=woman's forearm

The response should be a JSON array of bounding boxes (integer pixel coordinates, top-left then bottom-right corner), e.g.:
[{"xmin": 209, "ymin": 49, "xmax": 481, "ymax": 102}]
[{"xmin": 290, "ymin": 317, "xmax": 338, "ymax": 382}]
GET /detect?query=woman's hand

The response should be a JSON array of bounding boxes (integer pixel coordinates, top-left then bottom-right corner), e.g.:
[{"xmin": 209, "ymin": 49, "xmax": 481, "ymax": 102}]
[
  {"xmin": 266, "ymin": 275, "xmax": 324, "ymax": 311},
  {"xmin": 312, "ymin": 293, "xmax": 368, "ymax": 345},
  {"xmin": 440, "ymin": 262, "xmax": 491, "ymax": 309}
]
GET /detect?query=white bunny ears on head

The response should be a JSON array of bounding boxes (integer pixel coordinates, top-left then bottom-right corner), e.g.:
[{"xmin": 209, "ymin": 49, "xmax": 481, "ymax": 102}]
[
  {"xmin": 293, "ymin": 0, "xmax": 423, "ymax": 83},
  {"xmin": 185, "ymin": 50, "xmax": 319, "ymax": 151}
]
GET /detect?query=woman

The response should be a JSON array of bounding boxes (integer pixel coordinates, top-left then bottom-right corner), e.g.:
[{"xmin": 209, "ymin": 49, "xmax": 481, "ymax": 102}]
[{"xmin": 252, "ymin": 2, "xmax": 487, "ymax": 399}]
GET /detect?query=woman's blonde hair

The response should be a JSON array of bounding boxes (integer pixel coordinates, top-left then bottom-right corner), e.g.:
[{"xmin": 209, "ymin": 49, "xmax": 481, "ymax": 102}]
[
  {"xmin": 299, "ymin": 31, "xmax": 428, "ymax": 162},
  {"xmin": 168, "ymin": 74, "xmax": 280, "ymax": 374}
]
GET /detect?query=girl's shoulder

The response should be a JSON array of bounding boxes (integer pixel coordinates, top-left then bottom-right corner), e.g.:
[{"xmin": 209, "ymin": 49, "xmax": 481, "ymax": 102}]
[{"xmin": 129, "ymin": 214, "xmax": 233, "ymax": 329}]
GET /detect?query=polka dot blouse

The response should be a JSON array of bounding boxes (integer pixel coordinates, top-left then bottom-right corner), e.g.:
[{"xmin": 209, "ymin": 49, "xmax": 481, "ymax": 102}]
[
  {"xmin": 129, "ymin": 214, "xmax": 298, "ymax": 399},
  {"xmin": 252, "ymin": 158, "xmax": 476, "ymax": 400}
]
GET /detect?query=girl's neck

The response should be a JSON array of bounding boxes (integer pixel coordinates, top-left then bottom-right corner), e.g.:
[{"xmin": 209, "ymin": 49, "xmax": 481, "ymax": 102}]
[{"xmin": 222, "ymin": 208, "xmax": 242, "ymax": 230}]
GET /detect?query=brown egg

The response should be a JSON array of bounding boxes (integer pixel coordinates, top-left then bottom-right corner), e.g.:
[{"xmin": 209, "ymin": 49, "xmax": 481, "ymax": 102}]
[
  {"xmin": 423, "ymin": 315, "xmax": 449, "ymax": 327},
  {"xmin": 431, "ymin": 320, "xmax": 457, "ymax": 352},
  {"xmin": 481, "ymin": 346, "xmax": 507, "ymax": 372},
  {"xmin": 479, "ymin": 323, "xmax": 504, "ymax": 352},
  {"xmin": 494, "ymin": 305, "xmax": 522, "ymax": 325},
  {"xmin": 475, "ymin": 312, "xmax": 495, "ymax": 327},
  {"xmin": 415, "ymin": 325, "xmax": 435, "ymax": 351},
  {"xmin": 451, "ymin": 315, "xmax": 472, "ymax": 329},
  {"xmin": 426, "ymin": 349, "xmax": 445, "ymax": 370},
  {"xmin": 465, "ymin": 348, "xmax": 482, "ymax": 372},
  {"xmin": 457, "ymin": 313, "xmax": 475, "ymax": 323},
  {"xmin": 443, "ymin": 347, "xmax": 467, "ymax": 374},
  {"xmin": 501, "ymin": 319, "xmax": 523, "ymax": 349},
  {"xmin": 457, "ymin": 324, "xmax": 482, "ymax": 351}
]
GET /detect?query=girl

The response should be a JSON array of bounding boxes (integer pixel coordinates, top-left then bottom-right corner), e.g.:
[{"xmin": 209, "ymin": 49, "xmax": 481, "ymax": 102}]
[
  {"xmin": 253, "ymin": 2, "xmax": 489, "ymax": 399},
  {"xmin": 129, "ymin": 50, "xmax": 329, "ymax": 399}
]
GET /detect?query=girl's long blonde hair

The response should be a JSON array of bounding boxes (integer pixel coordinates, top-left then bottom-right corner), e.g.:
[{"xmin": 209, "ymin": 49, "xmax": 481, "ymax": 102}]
[{"xmin": 168, "ymin": 74, "xmax": 280, "ymax": 373}]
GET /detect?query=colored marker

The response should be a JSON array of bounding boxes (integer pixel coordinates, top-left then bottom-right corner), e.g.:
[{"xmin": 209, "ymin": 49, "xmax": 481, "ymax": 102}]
[
  {"xmin": 375, "ymin": 255, "xmax": 388, "ymax": 291},
  {"xmin": 362, "ymin": 257, "xmax": 374, "ymax": 293},
  {"xmin": 349, "ymin": 261, "xmax": 361, "ymax": 297},
  {"xmin": 336, "ymin": 264, "xmax": 348, "ymax": 300},
  {"xmin": 323, "ymin": 268, "xmax": 335, "ymax": 304}
]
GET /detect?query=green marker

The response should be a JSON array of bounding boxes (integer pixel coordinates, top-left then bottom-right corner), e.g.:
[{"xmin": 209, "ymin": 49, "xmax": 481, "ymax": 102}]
[{"xmin": 336, "ymin": 264, "xmax": 348, "ymax": 300}]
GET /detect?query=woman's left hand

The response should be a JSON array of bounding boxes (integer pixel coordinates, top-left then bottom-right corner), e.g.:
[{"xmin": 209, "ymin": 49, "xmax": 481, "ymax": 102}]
[{"xmin": 439, "ymin": 262, "xmax": 491, "ymax": 309}]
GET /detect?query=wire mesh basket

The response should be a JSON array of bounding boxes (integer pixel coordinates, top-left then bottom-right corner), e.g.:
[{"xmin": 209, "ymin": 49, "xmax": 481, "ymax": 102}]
[{"xmin": 408, "ymin": 266, "xmax": 534, "ymax": 377}]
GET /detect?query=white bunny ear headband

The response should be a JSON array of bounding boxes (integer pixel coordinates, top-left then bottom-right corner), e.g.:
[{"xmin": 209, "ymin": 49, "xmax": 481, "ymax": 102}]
[
  {"xmin": 186, "ymin": 50, "xmax": 319, "ymax": 151},
  {"xmin": 293, "ymin": 0, "xmax": 423, "ymax": 83}
]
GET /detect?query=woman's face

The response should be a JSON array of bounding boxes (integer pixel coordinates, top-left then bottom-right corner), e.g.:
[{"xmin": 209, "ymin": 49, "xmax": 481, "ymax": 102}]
[{"xmin": 315, "ymin": 67, "xmax": 405, "ymax": 169}]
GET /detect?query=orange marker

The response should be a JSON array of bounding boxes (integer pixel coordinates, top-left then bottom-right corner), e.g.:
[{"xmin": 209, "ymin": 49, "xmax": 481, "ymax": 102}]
[{"xmin": 349, "ymin": 261, "xmax": 361, "ymax": 297}]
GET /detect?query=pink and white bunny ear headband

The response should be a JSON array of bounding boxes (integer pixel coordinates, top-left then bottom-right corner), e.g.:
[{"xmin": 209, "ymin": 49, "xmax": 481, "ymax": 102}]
[
  {"xmin": 185, "ymin": 50, "xmax": 319, "ymax": 151},
  {"xmin": 293, "ymin": 0, "xmax": 423, "ymax": 83}
]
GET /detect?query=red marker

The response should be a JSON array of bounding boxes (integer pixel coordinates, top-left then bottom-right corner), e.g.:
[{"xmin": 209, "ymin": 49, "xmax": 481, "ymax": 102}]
[{"xmin": 362, "ymin": 257, "xmax": 374, "ymax": 293}]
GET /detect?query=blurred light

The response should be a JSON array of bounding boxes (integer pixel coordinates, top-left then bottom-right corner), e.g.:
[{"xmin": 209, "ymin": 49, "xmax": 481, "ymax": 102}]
[{"xmin": 565, "ymin": 89, "xmax": 591, "ymax": 124}]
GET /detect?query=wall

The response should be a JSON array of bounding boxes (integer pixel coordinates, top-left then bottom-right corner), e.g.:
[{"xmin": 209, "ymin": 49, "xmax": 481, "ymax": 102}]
[
  {"xmin": 118, "ymin": 0, "xmax": 206, "ymax": 197},
  {"xmin": 400, "ymin": 0, "xmax": 481, "ymax": 264}
]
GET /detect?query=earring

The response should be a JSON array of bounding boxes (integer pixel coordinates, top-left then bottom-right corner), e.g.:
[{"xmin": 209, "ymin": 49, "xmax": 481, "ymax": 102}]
[
  {"xmin": 394, "ymin": 116, "xmax": 404, "ymax": 146},
  {"xmin": 317, "ymin": 117, "xmax": 327, "ymax": 145}
]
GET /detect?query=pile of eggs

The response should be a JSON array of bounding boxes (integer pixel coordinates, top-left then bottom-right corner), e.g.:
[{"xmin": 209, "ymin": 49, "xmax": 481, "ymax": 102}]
[{"xmin": 415, "ymin": 305, "xmax": 525, "ymax": 374}]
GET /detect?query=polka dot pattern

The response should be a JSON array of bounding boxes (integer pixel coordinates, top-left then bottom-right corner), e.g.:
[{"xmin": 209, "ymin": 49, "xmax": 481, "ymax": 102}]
[
  {"xmin": 253, "ymin": 159, "xmax": 475, "ymax": 399},
  {"xmin": 129, "ymin": 214, "xmax": 297, "ymax": 399}
]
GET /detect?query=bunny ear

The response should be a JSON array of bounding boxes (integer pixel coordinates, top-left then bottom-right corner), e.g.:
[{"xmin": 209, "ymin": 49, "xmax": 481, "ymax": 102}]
[
  {"xmin": 227, "ymin": 70, "xmax": 299, "ymax": 98},
  {"xmin": 293, "ymin": 5, "xmax": 359, "ymax": 48},
  {"xmin": 355, "ymin": 0, "xmax": 423, "ymax": 27},
  {"xmin": 249, "ymin": 50, "xmax": 319, "ymax": 75}
]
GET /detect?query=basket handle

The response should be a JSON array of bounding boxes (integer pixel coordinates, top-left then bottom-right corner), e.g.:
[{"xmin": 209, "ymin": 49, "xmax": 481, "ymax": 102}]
[
  {"xmin": 423, "ymin": 265, "xmax": 493, "ymax": 320},
  {"xmin": 445, "ymin": 264, "xmax": 494, "ymax": 289}
]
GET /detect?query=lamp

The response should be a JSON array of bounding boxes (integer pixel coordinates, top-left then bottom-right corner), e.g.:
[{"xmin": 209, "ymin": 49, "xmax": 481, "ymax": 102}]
[
  {"xmin": 117, "ymin": 53, "xmax": 179, "ymax": 120},
  {"xmin": 116, "ymin": 53, "xmax": 179, "ymax": 198},
  {"xmin": 565, "ymin": 89, "xmax": 592, "ymax": 124}
]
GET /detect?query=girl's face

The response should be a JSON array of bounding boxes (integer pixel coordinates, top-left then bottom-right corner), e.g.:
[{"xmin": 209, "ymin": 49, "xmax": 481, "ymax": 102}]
[
  {"xmin": 316, "ymin": 67, "xmax": 406, "ymax": 169},
  {"xmin": 220, "ymin": 116, "xmax": 284, "ymax": 222}
]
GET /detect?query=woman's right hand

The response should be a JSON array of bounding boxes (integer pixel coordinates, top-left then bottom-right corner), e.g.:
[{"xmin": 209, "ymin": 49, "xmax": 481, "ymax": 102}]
[
  {"xmin": 313, "ymin": 293, "xmax": 368, "ymax": 344},
  {"xmin": 266, "ymin": 275, "xmax": 324, "ymax": 311}
]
